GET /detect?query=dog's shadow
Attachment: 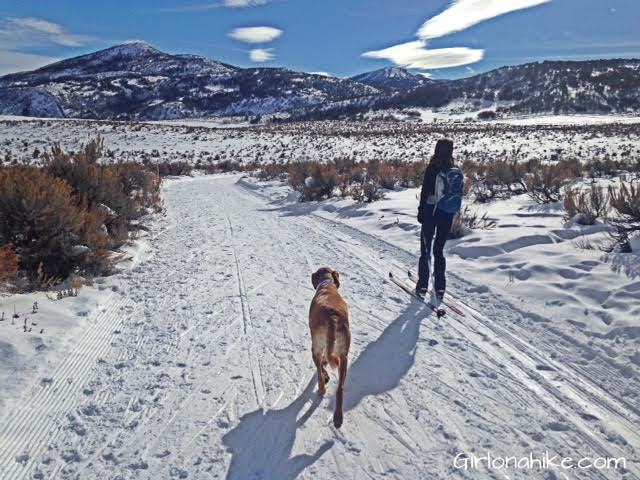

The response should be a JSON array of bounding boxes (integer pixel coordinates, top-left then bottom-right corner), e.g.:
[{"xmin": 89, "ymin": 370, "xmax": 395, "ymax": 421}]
[
  {"xmin": 222, "ymin": 301, "xmax": 428, "ymax": 479},
  {"xmin": 222, "ymin": 378, "xmax": 333, "ymax": 480},
  {"xmin": 344, "ymin": 301, "xmax": 426, "ymax": 412}
]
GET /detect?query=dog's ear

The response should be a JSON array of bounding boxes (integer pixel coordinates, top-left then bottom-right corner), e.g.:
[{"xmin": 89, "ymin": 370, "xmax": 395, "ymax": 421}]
[
  {"xmin": 332, "ymin": 271, "xmax": 340, "ymax": 289},
  {"xmin": 311, "ymin": 271, "xmax": 319, "ymax": 289}
]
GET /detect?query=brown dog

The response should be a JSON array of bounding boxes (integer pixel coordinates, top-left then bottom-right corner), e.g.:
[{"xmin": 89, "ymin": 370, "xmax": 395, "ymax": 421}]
[{"xmin": 309, "ymin": 267, "xmax": 351, "ymax": 428}]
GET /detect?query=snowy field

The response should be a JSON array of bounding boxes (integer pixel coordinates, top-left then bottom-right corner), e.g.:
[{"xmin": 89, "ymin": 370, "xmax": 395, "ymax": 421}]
[
  {"xmin": 1, "ymin": 115, "xmax": 639, "ymax": 166},
  {"xmin": 0, "ymin": 116, "xmax": 639, "ymax": 479}
]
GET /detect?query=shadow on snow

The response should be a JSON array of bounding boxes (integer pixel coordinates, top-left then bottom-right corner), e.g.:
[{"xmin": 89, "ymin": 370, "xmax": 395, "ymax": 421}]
[{"xmin": 222, "ymin": 300, "xmax": 431, "ymax": 479}]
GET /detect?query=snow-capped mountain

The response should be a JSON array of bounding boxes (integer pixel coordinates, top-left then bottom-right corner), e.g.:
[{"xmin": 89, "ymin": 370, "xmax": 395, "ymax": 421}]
[
  {"xmin": 1, "ymin": 43, "xmax": 638, "ymax": 120},
  {"xmin": 0, "ymin": 42, "xmax": 378, "ymax": 120},
  {"xmin": 448, "ymin": 59, "xmax": 640, "ymax": 114},
  {"xmin": 292, "ymin": 59, "xmax": 640, "ymax": 120},
  {"xmin": 349, "ymin": 67, "xmax": 432, "ymax": 92}
]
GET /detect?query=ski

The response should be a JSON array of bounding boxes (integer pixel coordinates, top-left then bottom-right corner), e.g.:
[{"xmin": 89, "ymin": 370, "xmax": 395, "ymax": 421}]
[
  {"xmin": 388, "ymin": 272, "xmax": 445, "ymax": 318},
  {"xmin": 407, "ymin": 271, "xmax": 466, "ymax": 317}
]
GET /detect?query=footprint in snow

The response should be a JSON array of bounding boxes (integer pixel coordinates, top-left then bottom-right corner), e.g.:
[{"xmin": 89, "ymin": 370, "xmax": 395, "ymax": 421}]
[
  {"xmin": 580, "ymin": 413, "xmax": 599, "ymax": 422},
  {"xmin": 544, "ymin": 422, "xmax": 570, "ymax": 432},
  {"xmin": 15, "ymin": 451, "xmax": 29, "ymax": 465},
  {"xmin": 535, "ymin": 364, "xmax": 556, "ymax": 372},
  {"xmin": 153, "ymin": 450, "xmax": 171, "ymax": 458}
]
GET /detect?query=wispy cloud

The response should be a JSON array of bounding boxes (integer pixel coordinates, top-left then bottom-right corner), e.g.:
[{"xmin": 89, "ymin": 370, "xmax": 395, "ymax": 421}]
[
  {"xmin": 154, "ymin": 0, "xmax": 268, "ymax": 13},
  {"xmin": 417, "ymin": 0, "xmax": 551, "ymax": 40},
  {"xmin": 225, "ymin": 0, "xmax": 268, "ymax": 6},
  {"xmin": 11, "ymin": 18, "xmax": 63, "ymax": 35},
  {"xmin": 311, "ymin": 71, "xmax": 331, "ymax": 77},
  {"xmin": 0, "ymin": 50, "xmax": 59, "ymax": 76},
  {"xmin": 363, "ymin": 40, "xmax": 484, "ymax": 69},
  {"xmin": 0, "ymin": 17, "xmax": 92, "ymax": 49},
  {"xmin": 0, "ymin": 17, "xmax": 91, "ymax": 75},
  {"xmin": 229, "ymin": 27, "xmax": 282, "ymax": 44},
  {"xmin": 249, "ymin": 48, "xmax": 274, "ymax": 62}
]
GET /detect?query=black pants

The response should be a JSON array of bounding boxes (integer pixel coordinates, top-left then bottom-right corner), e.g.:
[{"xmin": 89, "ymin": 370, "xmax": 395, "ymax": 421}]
[{"xmin": 417, "ymin": 205, "xmax": 454, "ymax": 295}]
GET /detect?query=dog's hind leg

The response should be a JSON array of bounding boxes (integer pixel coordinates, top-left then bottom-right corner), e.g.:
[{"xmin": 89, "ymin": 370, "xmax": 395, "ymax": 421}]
[
  {"xmin": 312, "ymin": 350, "xmax": 326, "ymax": 395},
  {"xmin": 333, "ymin": 355, "xmax": 348, "ymax": 428}
]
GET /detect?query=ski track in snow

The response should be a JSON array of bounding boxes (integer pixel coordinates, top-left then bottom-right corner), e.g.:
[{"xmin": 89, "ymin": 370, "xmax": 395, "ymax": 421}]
[{"xmin": 0, "ymin": 174, "xmax": 637, "ymax": 479}]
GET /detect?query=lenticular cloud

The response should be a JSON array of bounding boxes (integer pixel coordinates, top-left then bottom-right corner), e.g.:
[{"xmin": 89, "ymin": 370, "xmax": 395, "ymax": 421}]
[
  {"xmin": 418, "ymin": 0, "xmax": 551, "ymax": 40},
  {"xmin": 362, "ymin": 41, "xmax": 484, "ymax": 70},
  {"xmin": 229, "ymin": 27, "xmax": 282, "ymax": 44}
]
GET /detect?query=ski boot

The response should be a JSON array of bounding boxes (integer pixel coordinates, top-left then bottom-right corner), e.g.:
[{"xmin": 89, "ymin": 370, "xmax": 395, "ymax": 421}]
[{"xmin": 433, "ymin": 289, "xmax": 446, "ymax": 318}]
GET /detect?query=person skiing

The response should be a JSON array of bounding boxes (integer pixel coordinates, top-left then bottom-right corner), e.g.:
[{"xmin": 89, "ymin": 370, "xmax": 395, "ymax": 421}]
[{"xmin": 415, "ymin": 139, "xmax": 464, "ymax": 307}]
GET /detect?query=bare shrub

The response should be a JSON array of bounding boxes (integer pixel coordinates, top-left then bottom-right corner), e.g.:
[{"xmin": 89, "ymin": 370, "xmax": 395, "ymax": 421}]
[
  {"xmin": 257, "ymin": 156, "xmax": 430, "ymax": 203},
  {"xmin": 464, "ymin": 158, "xmax": 526, "ymax": 202},
  {"xmin": 375, "ymin": 163, "xmax": 398, "ymax": 190},
  {"xmin": 587, "ymin": 157, "xmax": 624, "ymax": 178},
  {"xmin": 0, "ymin": 244, "xmax": 19, "ymax": 286},
  {"xmin": 1, "ymin": 137, "xmax": 161, "ymax": 288},
  {"xmin": 449, "ymin": 206, "xmax": 497, "ymax": 239},
  {"xmin": 288, "ymin": 161, "xmax": 342, "ymax": 201},
  {"xmin": 563, "ymin": 184, "xmax": 608, "ymax": 225},
  {"xmin": 156, "ymin": 161, "xmax": 193, "ymax": 177},
  {"xmin": 118, "ymin": 163, "xmax": 163, "ymax": 214},
  {"xmin": 256, "ymin": 161, "xmax": 288, "ymax": 180},
  {"xmin": 44, "ymin": 139, "xmax": 161, "ymax": 248},
  {"xmin": 556, "ymin": 157, "xmax": 583, "ymax": 179},
  {"xmin": 397, "ymin": 160, "xmax": 427, "ymax": 188},
  {"xmin": 572, "ymin": 235, "xmax": 597, "ymax": 250},
  {"xmin": 0, "ymin": 166, "xmax": 109, "ymax": 283},
  {"xmin": 607, "ymin": 181, "xmax": 640, "ymax": 251},
  {"xmin": 349, "ymin": 183, "xmax": 364, "ymax": 202},
  {"xmin": 525, "ymin": 162, "xmax": 573, "ymax": 203},
  {"xmin": 362, "ymin": 180, "xmax": 384, "ymax": 203}
]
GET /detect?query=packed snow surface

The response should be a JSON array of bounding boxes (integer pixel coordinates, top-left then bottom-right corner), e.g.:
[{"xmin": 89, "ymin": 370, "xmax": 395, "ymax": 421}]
[{"xmin": 0, "ymin": 174, "xmax": 638, "ymax": 479}]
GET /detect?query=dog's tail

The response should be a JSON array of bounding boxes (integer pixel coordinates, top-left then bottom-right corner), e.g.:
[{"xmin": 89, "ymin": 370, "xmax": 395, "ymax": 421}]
[{"xmin": 326, "ymin": 315, "xmax": 340, "ymax": 369}]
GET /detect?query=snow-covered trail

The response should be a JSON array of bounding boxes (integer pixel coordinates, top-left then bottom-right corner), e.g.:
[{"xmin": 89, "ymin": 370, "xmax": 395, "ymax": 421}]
[{"xmin": 0, "ymin": 175, "xmax": 637, "ymax": 479}]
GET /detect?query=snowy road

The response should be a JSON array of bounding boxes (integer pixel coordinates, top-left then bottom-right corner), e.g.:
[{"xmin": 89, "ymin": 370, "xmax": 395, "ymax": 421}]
[{"xmin": 0, "ymin": 175, "xmax": 637, "ymax": 479}]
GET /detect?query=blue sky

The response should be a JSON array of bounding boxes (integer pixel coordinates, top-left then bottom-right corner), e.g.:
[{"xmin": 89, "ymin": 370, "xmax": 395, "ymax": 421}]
[{"xmin": 0, "ymin": 0, "xmax": 638, "ymax": 78}]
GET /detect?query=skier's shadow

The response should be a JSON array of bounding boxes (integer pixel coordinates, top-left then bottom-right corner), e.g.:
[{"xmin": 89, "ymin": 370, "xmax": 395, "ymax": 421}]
[
  {"xmin": 222, "ymin": 378, "xmax": 333, "ymax": 480},
  {"xmin": 222, "ymin": 300, "xmax": 428, "ymax": 479}
]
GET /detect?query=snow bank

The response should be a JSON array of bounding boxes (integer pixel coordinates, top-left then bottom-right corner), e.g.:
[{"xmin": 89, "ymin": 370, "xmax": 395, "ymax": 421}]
[{"xmin": 0, "ymin": 228, "xmax": 153, "ymax": 414}]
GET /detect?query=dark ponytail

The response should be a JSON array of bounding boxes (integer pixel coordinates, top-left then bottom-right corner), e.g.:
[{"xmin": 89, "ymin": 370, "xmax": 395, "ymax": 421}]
[{"xmin": 428, "ymin": 139, "xmax": 454, "ymax": 171}]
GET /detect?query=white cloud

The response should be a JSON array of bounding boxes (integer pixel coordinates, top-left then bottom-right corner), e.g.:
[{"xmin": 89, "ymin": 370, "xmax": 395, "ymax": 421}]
[
  {"xmin": 311, "ymin": 71, "xmax": 331, "ymax": 77},
  {"xmin": 154, "ymin": 0, "xmax": 269, "ymax": 12},
  {"xmin": 0, "ymin": 17, "xmax": 92, "ymax": 49},
  {"xmin": 229, "ymin": 26, "xmax": 282, "ymax": 44},
  {"xmin": 11, "ymin": 18, "xmax": 63, "ymax": 35},
  {"xmin": 0, "ymin": 50, "xmax": 59, "ymax": 76},
  {"xmin": 225, "ymin": 0, "xmax": 268, "ymax": 6},
  {"xmin": 0, "ymin": 17, "xmax": 91, "ymax": 75},
  {"xmin": 249, "ymin": 48, "xmax": 274, "ymax": 62},
  {"xmin": 363, "ymin": 40, "xmax": 484, "ymax": 69},
  {"xmin": 418, "ymin": 0, "xmax": 551, "ymax": 40}
]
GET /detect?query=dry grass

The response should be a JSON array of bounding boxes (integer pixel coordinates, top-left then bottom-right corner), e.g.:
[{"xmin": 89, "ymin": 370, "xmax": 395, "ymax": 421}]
[
  {"xmin": 564, "ymin": 184, "xmax": 608, "ymax": 225},
  {"xmin": 607, "ymin": 181, "xmax": 640, "ymax": 251}
]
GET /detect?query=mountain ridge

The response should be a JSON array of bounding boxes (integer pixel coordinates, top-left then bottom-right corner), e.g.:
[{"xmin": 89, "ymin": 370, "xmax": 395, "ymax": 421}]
[{"xmin": 1, "ymin": 42, "xmax": 639, "ymax": 120}]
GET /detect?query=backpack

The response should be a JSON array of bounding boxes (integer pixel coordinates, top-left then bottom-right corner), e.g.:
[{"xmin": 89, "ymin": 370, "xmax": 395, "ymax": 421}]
[{"xmin": 435, "ymin": 167, "xmax": 464, "ymax": 215}]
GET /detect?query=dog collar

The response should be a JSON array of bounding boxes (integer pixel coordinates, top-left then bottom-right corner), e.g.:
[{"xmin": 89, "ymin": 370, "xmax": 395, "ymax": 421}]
[{"xmin": 316, "ymin": 279, "xmax": 333, "ymax": 291}]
